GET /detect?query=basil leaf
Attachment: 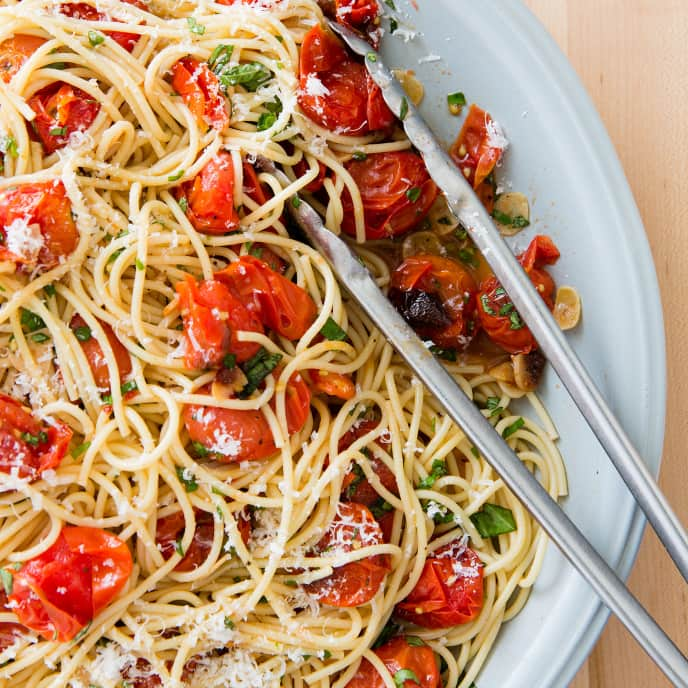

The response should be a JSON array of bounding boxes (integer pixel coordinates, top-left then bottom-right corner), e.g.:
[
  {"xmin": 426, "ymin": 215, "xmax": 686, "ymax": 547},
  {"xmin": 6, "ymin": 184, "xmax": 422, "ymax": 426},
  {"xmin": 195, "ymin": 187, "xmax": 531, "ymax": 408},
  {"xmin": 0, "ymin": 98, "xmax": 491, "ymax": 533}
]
[
  {"xmin": 176, "ymin": 466, "xmax": 199, "ymax": 492},
  {"xmin": 73, "ymin": 325, "xmax": 92, "ymax": 342},
  {"xmin": 429, "ymin": 345, "xmax": 456, "ymax": 362},
  {"xmin": 470, "ymin": 503, "xmax": 517, "ymax": 538},
  {"xmin": 120, "ymin": 380, "xmax": 138, "ymax": 394},
  {"xmin": 372, "ymin": 620, "xmax": 400, "ymax": 648},
  {"xmin": 352, "ymin": 150, "xmax": 367, "ymax": 161},
  {"xmin": 502, "ymin": 417, "xmax": 525, "ymax": 439},
  {"xmin": 88, "ymin": 30, "xmax": 105, "ymax": 47},
  {"xmin": 0, "ymin": 135, "xmax": 18, "ymax": 157},
  {"xmin": 20, "ymin": 308, "xmax": 46, "ymax": 333},
  {"xmin": 399, "ymin": 96, "xmax": 409, "ymax": 120},
  {"xmin": 394, "ymin": 669, "xmax": 420, "ymax": 687},
  {"xmin": 417, "ymin": 459, "xmax": 448, "ymax": 489},
  {"xmin": 447, "ymin": 91, "xmax": 467, "ymax": 107},
  {"xmin": 72, "ymin": 441, "xmax": 91, "ymax": 458},
  {"xmin": 405, "ymin": 636, "xmax": 425, "ymax": 647},
  {"xmin": 320, "ymin": 317, "xmax": 347, "ymax": 341},
  {"xmin": 239, "ymin": 347, "xmax": 283, "ymax": 398},
  {"xmin": 405, "ymin": 187, "xmax": 421, "ymax": 202},
  {"xmin": 218, "ymin": 62, "xmax": 271, "ymax": 92},
  {"xmin": 187, "ymin": 17, "xmax": 205, "ymax": 35},
  {"xmin": 209, "ymin": 44, "xmax": 234, "ymax": 73}
]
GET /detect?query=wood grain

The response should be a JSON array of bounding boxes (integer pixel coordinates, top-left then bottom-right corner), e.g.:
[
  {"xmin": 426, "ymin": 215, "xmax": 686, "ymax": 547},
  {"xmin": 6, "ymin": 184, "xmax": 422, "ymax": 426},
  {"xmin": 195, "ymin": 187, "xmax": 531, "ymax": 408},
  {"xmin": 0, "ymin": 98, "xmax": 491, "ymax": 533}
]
[{"xmin": 522, "ymin": 1, "xmax": 688, "ymax": 685}]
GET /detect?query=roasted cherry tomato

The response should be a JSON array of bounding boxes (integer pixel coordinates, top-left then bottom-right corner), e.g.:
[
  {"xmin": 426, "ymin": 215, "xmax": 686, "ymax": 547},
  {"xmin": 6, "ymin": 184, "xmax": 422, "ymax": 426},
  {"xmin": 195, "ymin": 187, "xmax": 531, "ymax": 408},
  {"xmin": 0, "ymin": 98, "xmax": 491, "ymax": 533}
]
[
  {"xmin": 0, "ymin": 181, "xmax": 78, "ymax": 270},
  {"xmin": 8, "ymin": 527, "xmax": 132, "ymax": 641},
  {"xmin": 0, "ymin": 591, "xmax": 24, "ymax": 652},
  {"xmin": 242, "ymin": 159, "xmax": 269, "ymax": 206},
  {"xmin": 390, "ymin": 254, "xmax": 479, "ymax": 349},
  {"xmin": 449, "ymin": 104, "xmax": 505, "ymax": 190},
  {"xmin": 29, "ymin": 83, "xmax": 100, "ymax": 154},
  {"xmin": 341, "ymin": 152, "xmax": 438, "ymax": 239},
  {"xmin": 156, "ymin": 509, "xmax": 215, "ymax": 572},
  {"xmin": 175, "ymin": 274, "xmax": 263, "ymax": 369},
  {"xmin": 298, "ymin": 25, "xmax": 394, "ymax": 135},
  {"xmin": 215, "ymin": 255, "xmax": 317, "ymax": 341},
  {"xmin": 334, "ymin": 0, "xmax": 379, "ymax": 36},
  {"xmin": 345, "ymin": 636, "xmax": 441, "ymax": 688},
  {"xmin": 304, "ymin": 502, "xmax": 390, "ymax": 607},
  {"xmin": 183, "ymin": 374, "xmax": 310, "ymax": 462},
  {"xmin": 59, "ymin": 0, "xmax": 146, "ymax": 52},
  {"xmin": 177, "ymin": 152, "xmax": 240, "ymax": 235},
  {"xmin": 0, "ymin": 35, "xmax": 46, "ymax": 83},
  {"xmin": 70, "ymin": 314, "xmax": 132, "ymax": 391},
  {"xmin": 395, "ymin": 540, "xmax": 484, "ymax": 629},
  {"xmin": 171, "ymin": 57, "xmax": 229, "ymax": 132},
  {"xmin": 476, "ymin": 235, "xmax": 560, "ymax": 355},
  {"xmin": 310, "ymin": 370, "xmax": 355, "ymax": 400},
  {"xmin": 0, "ymin": 393, "xmax": 72, "ymax": 481},
  {"xmin": 293, "ymin": 156, "xmax": 327, "ymax": 193}
]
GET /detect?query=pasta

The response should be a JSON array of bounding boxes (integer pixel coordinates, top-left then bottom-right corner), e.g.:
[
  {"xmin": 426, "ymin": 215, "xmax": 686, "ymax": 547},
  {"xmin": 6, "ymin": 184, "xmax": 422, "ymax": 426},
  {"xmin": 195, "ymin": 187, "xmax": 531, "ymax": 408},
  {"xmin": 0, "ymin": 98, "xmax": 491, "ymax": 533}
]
[{"xmin": 0, "ymin": 1, "xmax": 568, "ymax": 687}]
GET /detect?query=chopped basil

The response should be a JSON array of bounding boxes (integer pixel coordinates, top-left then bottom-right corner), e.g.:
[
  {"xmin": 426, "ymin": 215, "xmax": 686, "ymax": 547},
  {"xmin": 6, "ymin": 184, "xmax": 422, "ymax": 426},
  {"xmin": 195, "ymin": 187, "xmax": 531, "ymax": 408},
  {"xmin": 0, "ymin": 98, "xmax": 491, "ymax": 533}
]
[
  {"xmin": 447, "ymin": 91, "xmax": 467, "ymax": 107},
  {"xmin": 367, "ymin": 52, "xmax": 377, "ymax": 62},
  {"xmin": 21, "ymin": 308, "xmax": 46, "ymax": 333},
  {"xmin": 498, "ymin": 302, "xmax": 514, "ymax": 316},
  {"xmin": 492, "ymin": 208, "xmax": 530, "ymax": 229},
  {"xmin": 470, "ymin": 503, "xmax": 517, "ymax": 538},
  {"xmin": 257, "ymin": 96, "xmax": 283, "ymax": 131},
  {"xmin": 238, "ymin": 347, "xmax": 283, "ymax": 398},
  {"xmin": 168, "ymin": 169, "xmax": 184, "ymax": 182},
  {"xmin": 394, "ymin": 669, "xmax": 420, "ymax": 687},
  {"xmin": 72, "ymin": 441, "xmax": 91, "ymax": 458},
  {"xmin": 120, "ymin": 380, "xmax": 138, "ymax": 394},
  {"xmin": 20, "ymin": 431, "xmax": 47, "ymax": 446},
  {"xmin": 88, "ymin": 30, "xmax": 105, "ymax": 47},
  {"xmin": 174, "ymin": 538, "xmax": 185, "ymax": 556},
  {"xmin": 389, "ymin": 17, "xmax": 398, "ymax": 33},
  {"xmin": 370, "ymin": 498, "xmax": 394, "ymax": 520},
  {"xmin": 191, "ymin": 440, "xmax": 209, "ymax": 457},
  {"xmin": 457, "ymin": 247, "xmax": 478, "ymax": 267},
  {"xmin": 73, "ymin": 325, "xmax": 92, "ymax": 342},
  {"xmin": 291, "ymin": 195, "xmax": 302, "ymax": 209},
  {"xmin": 178, "ymin": 197, "xmax": 188, "ymax": 213},
  {"xmin": 0, "ymin": 135, "xmax": 18, "ymax": 158},
  {"xmin": 187, "ymin": 17, "xmax": 206, "ymax": 35},
  {"xmin": 345, "ymin": 462, "xmax": 366, "ymax": 499},
  {"xmin": 470, "ymin": 445, "xmax": 480, "ymax": 459},
  {"xmin": 223, "ymin": 353, "xmax": 236, "ymax": 369},
  {"xmin": 430, "ymin": 416, "xmax": 436, "ymax": 433},
  {"xmin": 421, "ymin": 499, "xmax": 455, "ymax": 524},
  {"xmin": 176, "ymin": 466, "xmax": 199, "ymax": 492},
  {"xmin": 399, "ymin": 96, "xmax": 409, "ymax": 121},
  {"xmin": 44, "ymin": 284, "xmax": 57, "ymax": 297},
  {"xmin": 0, "ymin": 568, "xmax": 13, "ymax": 595},
  {"xmin": 417, "ymin": 459, "xmax": 448, "ymax": 489},
  {"xmin": 73, "ymin": 621, "xmax": 92, "ymax": 643},
  {"xmin": 405, "ymin": 636, "xmax": 425, "ymax": 647},
  {"xmin": 405, "ymin": 187, "xmax": 421, "ymax": 203},
  {"xmin": 224, "ymin": 617, "xmax": 235, "ymax": 629},
  {"xmin": 485, "ymin": 396, "xmax": 502, "ymax": 417},
  {"xmin": 383, "ymin": 0, "xmax": 396, "ymax": 8},
  {"xmin": 480, "ymin": 294, "xmax": 495, "ymax": 316},
  {"xmin": 373, "ymin": 620, "xmax": 400, "ymax": 649},
  {"xmin": 46, "ymin": 61, "xmax": 66, "ymax": 69},
  {"xmin": 49, "ymin": 126, "xmax": 67, "ymax": 136},
  {"xmin": 284, "ymin": 579, "xmax": 298, "ymax": 587},
  {"xmin": 135, "ymin": 258, "xmax": 145, "ymax": 271},
  {"xmin": 218, "ymin": 61, "xmax": 271, "ymax": 92},
  {"xmin": 31, "ymin": 332, "xmax": 50, "ymax": 343},
  {"xmin": 502, "ymin": 417, "xmax": 525, "ymax": 439},
  {"xmin": 454, "ymin": 226, "xmax": 468, "ymax": 239},
  {"xmin": 209, "ymin": 44, "xmax": 234, "ymax": 73},
  {"xmin": 352, "ymin": 150, "xmax": 367, "ymax": 161},
  {"xmin": 509, "ymin": 310, "xmax": 524, "ymax": 330},
  {"xmin": 429, "ymin": 346, "xmax": 456, "ymax": 362},
  {"xmin": 320, "ymin": 317, "xmax": 347, "ymax": 341}
]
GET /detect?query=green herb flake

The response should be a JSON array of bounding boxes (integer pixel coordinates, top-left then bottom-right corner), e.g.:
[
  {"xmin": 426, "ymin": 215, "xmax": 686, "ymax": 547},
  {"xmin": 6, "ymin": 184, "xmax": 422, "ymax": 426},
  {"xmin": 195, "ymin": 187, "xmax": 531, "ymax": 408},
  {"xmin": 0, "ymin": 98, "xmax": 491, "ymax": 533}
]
[
  {"xmin": 373, "ymin": 620, "xmax": 400, "ymax": 649},
  {"xmin": 492, "ymin": 208, "xmax": 530, "ymax": 229},
  {"xmin": 457, "ymin": 247, "xmax": 478, "ymax": 267},
  {"xmin": 470, "ymin": 502, "xmax": 517, "ymax": 538},
  {"xmin": 175, "ymin": 538, "xmax": 185, "ymax": 556},
  {"xmin": 508, "ymin": 310, "xmax": 524, "ymax": 330},
  {"xmin": 394, "ymin": 668, "xmax": 420, "ymax": 687},
  {"xmin": 73, "ymin": 325, "xmax": 92, "ymax": 342},
  {"xmin": 135, "ymin": 258, "xmax": 145, "ymax": 271},
  {"xmin": 73, "ymin": 621, "xmax": 92, "ymax": 643},
  {"xmin": 0, "ymin": 568, "xmax": 13, "ymax": 595},
  {"xmin": 389, "ymin": 17, "xmax": 398, "ymax": 33},
  {"xmin": 320, "ymin": 317, "xmax": 347, "ymax": 341},
  {"xmin": 0, "ymin": 135, "xmax": 18, "ymax": 158},
  {"xmin": 257, "ymin": 112, "xmax": 277, "ymax": 131},
  {"xmin": 49, "ymin": 126, "xmax": 67, "ymax": 136},
  {"xmin": 209, "ymin": 44, "xmax": 234, "ymax": 72},
  {"xmin": 502, "ymin": 417, "xmax": 525, "ymax": 439},
  {"xmin": 405, "ymin": 636, "xmax": 425, "ymax": 647},
  {"xmin": 485, "ymin": 396, "xmax": 503, "ymax": 417},
  {"xmin": 429, "ymin": 345, "xmax": 457, "ymax": 362},
  {"xmin": 284, "ymin": 579, "xmax": 298, "ymax": 588},
  {"xmin": 417, "ymin": 459, "xmax": 448, "ymax": 490},
  {"xmin": 224, "ymin": 617, "xmax": 235, "ymax": 629},
  {"xmin": 88, "ymin": 30, "xmax": 105, "ymax": 47},
  {"xmin": 454, "ymin": 226, "xmax": 468, "ymax": 239},
  {"xmin": 191, "ymin": 440, "xmax": 209, "ymax": 457},
  {"xmin": 447, "ymin": 91, "xmax": 467, "ymax": 107},
  {"xmin": 399, "ymin": 96, "xmax": 409, "ymax": 121},
  {"xmin": 480, "ymin": 293, "xmax": 495, "ymax": 316},
  {"xmin": 176, "ymin": 466, "xmax": 199, "ymax": 493},
  {"xmin": 239, "ymin": 347, "xmax": 283, "ymax": 398},
  {"xmin": 120, "ymin": 380, "xmax": 138, "ymax": 395},
  {"xmin": 178, "ymin": 197, "xmax": 188, "ymax": 213},
  {"xmin": 405, "ymin": 187, "xmax": 421, "ymax": 203},
  {"xmin": 352, "ymin": 150, "xmax": 367, "ymax": 161},
  {"xmin": 218, "ymin": 61, "xmax": 272, "ymax": 92},
  {"xmin": 499, "ymin": 302, "xmax": 514, "ymax": 316},
  {"xmin": 20, "ymin": 308, "xmax": 46, "ymax": 334},
  {"xmin": 72, "ymin": 441, "xmax": 91, "ymax": 458},
  {"xmin": 367, "ymin": 52, "xmax": 377, "ymax": 62},
  {"xmin": 384, "ymin": 0, "xmax": 396, "ymax": 8},
  {"xmin": 31, "ymin": 332, "xmax": 50, "ymax": 343},
  {"xmin": 187, "ymin": 17, "xmax": 206, "ymax": 35},
  {"xmin": 47, "ymin": 61, "xmax": 66, "ymax": 70},
  {"xmin": 470, "ymin": 445, "xmax": 480, "ymax": 459},
  {"xmin": 44, "ymin": 284, "xmax": 57, "ymax": 297},
  {"xmin": 168, "ymin": 169, "xmax": 184, "ymax": 182},
  {"xmin": 223, "ymin": 353, "xmax": 236, "ymax": 369}
]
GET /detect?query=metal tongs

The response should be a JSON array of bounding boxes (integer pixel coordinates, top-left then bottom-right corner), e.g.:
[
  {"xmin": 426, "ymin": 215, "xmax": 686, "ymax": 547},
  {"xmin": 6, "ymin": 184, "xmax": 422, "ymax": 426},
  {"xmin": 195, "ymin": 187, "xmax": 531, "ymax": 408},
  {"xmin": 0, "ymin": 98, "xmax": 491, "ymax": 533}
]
[{"xmin": 263, "ymin": 18, "xmax": 688, "ymax": 684}]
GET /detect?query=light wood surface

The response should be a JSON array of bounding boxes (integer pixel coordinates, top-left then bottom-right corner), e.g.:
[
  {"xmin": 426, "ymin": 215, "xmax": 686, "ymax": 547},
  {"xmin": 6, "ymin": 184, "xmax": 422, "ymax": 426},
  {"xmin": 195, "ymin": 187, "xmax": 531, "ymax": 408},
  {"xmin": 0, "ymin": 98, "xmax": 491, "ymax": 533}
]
[{"xmin": 521, "ymin": 1, "xmax": 688, "ymax": 686}]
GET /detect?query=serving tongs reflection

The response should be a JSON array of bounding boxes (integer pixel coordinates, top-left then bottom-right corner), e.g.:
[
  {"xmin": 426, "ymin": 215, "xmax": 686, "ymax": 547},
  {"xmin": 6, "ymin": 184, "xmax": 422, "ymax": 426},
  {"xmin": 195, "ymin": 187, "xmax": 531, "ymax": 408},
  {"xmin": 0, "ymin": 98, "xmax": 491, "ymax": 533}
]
[{"xmin": 258, "ymin": 18, "xmax": 688, "ymax": 685}]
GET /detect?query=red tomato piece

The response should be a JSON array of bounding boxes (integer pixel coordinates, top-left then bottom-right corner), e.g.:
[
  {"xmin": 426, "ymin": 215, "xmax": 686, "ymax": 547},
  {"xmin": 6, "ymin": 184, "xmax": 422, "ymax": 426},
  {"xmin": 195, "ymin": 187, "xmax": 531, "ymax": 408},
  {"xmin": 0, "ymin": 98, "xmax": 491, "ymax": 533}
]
[
  {"xmin": 59, "ymin": 0, "xmax": 146, "ymax": 52},
  {"xmin": 310, "ymin": 370, "xmax": 356, "ymax": 400},
  {"xmin": 0, "ymin": 181, "xmax": 79, "ymax": 270},
  {"xmin": 70, "ymin": 314, "xmax": 132, "ymax": 391},
  {"xmin": 293, "ymin": 157, "xmax": 327, "ymax": 193},
  {"xmin": 281, "ymin": 369, "xmax": 311, "ymax": 437},
  {"xmin": 476, "ymin": 235, "xmax": 560, "ymax": 355},
  {"xmin": 449, "ymin": 104, "xmax": 506, "ymax": 189},
  {"xmin": 334, "ymin": 0, "xmax": 379, "ymax": 32},
  {"xmin": 298, "ymin": 25, "xmax": 394, "ymax": 135},
  {"xmin": 8, "ymin": 527, "xmax": 132, "ymax": 641},
  {"xmin": 242, "ymin": 160, "xmax": 269, "ymax": 206},
  {"xmin": 0, "ymin": 393, "xmax": 72, "ymax": 481},
  {"xmin": 0, "ymin": 35, "xmax": 46, "ymax": 83},
  {"xmin": 214, "ymin": 255, "xmax": 317, "ymax": 341},
  {"xmin": 345, "ymin": 636, "xmax": 440, "ymax": 688},
  {"xmin": 341, "ymin": 152, "xmax": 438, "ymax": 239},
  {"xmin": 303, "ymin": 502, "xmax": 390, "ymax": 607},
  {"xmin": 177, "ymin": 152, "xmax": 239, "ymax": 235},
  {"xmin": 29, "ymin": 83, "xmax": 100, "ymax": 154},
  {"xmin": 171, "ymin": 57, "xmax": 229, "ymax": 132},
  {"xmin": 0, "ymin": 591, "xmax": 24, "ymax": 652},
  {"xmin": 156, "ymin": 509, "xmax": 215, "ymax": 572},
  {"xmin": 390, "ymin": 254, "xmax": 479, "ymax": 349},
  {"xmin": 175, "ymin": 274, "xmax": 263, "ymax": 369},
  {"xmin": 395, "ymin": 540, "xmax": 484, "ymax": 629}
]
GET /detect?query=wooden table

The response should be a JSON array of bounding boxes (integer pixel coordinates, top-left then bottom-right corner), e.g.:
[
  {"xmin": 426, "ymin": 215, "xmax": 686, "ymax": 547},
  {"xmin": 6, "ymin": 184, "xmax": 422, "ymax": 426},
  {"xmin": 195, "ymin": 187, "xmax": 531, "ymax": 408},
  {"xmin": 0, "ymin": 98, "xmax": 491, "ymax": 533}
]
[{"xmin": 521, "ymin": 1, "xmax": 688, "ymax": 686}]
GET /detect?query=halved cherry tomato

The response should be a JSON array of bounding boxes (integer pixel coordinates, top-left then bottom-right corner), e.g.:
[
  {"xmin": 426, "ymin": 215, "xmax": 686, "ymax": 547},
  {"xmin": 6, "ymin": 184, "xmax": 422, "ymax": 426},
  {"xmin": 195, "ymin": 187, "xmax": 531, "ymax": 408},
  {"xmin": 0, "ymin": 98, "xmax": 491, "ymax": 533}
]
[
  {"xmin": 0, "ymin": 393, "xmax": 72, "ymax": 480},
  {"xmin": 298, "ymin": 25, "xmax": 394, "ymax": 135},
  {"xmin": 0, "ymin": 591, "xmax": 24, "ymax": 651},
  {"xmin": 390, "ymin": 254, "xmax": 479, "ymax": 349},
  {"xmin": 449, "ymin": 104, "xmax": 505, "ymax": 190},
  {"xmin": 183, "ymin": 374, "xmax": 310, "ymax": 462},
  {"xmin": 29, "ymin": 83, "xmax": 100, "ymax": 154},
  {"xmin": 304, "ymin": 502, "xmax": 389, "ymax": 607},
  {"xmin": 334, "ymin": 0, "xmax": 379, "ymax": 34},
  {"xmin": 59, "ymin": 0, "xmax": 146, "ymax": 52},
  {"xmin": 215, "ymin": 255, "xmax": 317, "ymax": 340},
  {"xmin": 242, "ymin": 160, "xmax": 269, "ymax": 206},
  {"xmin": 8, "ymin": 526, "xmax": 132, "ymax": 641},
  {"xmin": 0, "ymin": 35, "xmax": 46, "ymax": 83},
  {"xmin": 293, "ymin": 156, "xmax": 327, "ymax": 193},
  {"xmin": 310, "ymin": 370, "xmax": 355, "ymax": 400},
  {"xmin": 171, "ymin": 57, "xmax": 229, "ymax": 132},
  {"xmin": 70, "ymin": 314, "xmax": 132, "ymax": 391},
  {"xmin": 175, "ymin": 274, "xmax": 263, "ymax": 369},
  {"xmin": 156, "ymin": 509, "xmax": 215, "ymax": 572},
  {"xmin": 394, "ymin": 540, "xmax": 483, "ymax": 628},
  {"xmin": 177, "ymin": 152, "xmax": 239, "ymax": 235},
  {"xmin": 0, "ymin": 181, "xmax": 78, "ymax": 270},
  {"xmin": 345, "ymin": 636, "xmax": 440, "ymax": 688},
  {"xmin": 341, "ymin": 152, "xmax": 438, "ymax": 239},
  {"xmin": 476, "ymin": 235, "xmax": 560, "ymax": 355}
]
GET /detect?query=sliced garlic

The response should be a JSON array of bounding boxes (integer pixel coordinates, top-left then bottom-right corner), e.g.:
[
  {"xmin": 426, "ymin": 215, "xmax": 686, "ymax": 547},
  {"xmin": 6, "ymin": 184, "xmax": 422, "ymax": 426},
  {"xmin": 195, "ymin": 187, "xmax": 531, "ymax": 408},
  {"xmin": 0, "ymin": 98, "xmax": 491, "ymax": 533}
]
[
  {"xmin": 493, "ymin": 192, "xmax": 530, "ymax": 236},
  {"xmin": 392, "ymin": 69, "xmax": 424, "ymax": 106},
  {"xmin": 488, "ymin": 361, "xmax": 515, "ymax": 384},
  {"xmin": 512, "ymin": 350, "xmax": 545, "ymax": 392},
  {"xmin": 402, "ymin": 231, "xmax": 445, "ymax": 258},
  {"xmin": 426, "ymin": 195, "xmax": 459, "ymax": 235},
  {"xmin": 554, "ymin": 285, "xmax": 581, "ymax": 330}
]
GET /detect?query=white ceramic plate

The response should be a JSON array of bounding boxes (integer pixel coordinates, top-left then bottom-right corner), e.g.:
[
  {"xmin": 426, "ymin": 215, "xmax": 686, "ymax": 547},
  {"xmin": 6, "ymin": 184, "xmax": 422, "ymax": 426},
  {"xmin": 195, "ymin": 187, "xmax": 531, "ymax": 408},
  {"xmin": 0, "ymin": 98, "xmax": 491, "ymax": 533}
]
[{"xmin": 380, "ymin": 1, "xmax": 666, "ymax": 686}]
